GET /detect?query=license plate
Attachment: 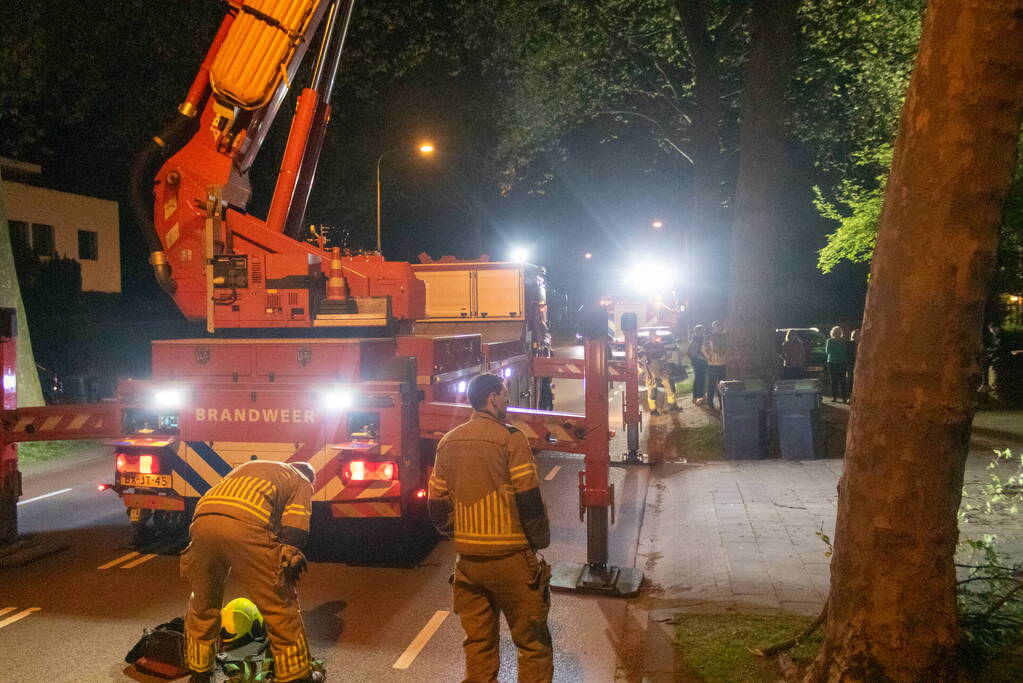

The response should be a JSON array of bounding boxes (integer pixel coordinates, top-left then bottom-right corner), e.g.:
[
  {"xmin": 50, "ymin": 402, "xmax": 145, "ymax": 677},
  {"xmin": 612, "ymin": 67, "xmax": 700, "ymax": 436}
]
[
  {"xmin": 120, "ymin": 473, "xmax": 172, "ymax": 489},
  {"xmin": 806, "ymin": 366, "xmax": 824, "ymax": 372}
]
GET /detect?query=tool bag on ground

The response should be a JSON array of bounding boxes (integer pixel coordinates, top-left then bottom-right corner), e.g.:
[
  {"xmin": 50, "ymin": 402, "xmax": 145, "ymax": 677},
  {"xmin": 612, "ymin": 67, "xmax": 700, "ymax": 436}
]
[
  {"xmin": 124, "ymin": 616, "xmax": 189, "ymax": 679},
  {"xmin": 216, "ymin": 641, "xmax": 326, "ymax": 682}
]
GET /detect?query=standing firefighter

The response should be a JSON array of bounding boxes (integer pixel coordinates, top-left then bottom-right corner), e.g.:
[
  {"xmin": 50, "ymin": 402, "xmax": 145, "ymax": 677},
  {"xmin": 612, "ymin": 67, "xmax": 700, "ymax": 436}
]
[
  {"xmin": 429, "ymin": 373, "xmax": 554, "ymax": 682},
  {"xmin": 180, "ymin": 460, "xmax": 320, "ymax": 683},
  {"xmin": 642, "ymin": 335, "xmax": 678, "ymax": 415}
]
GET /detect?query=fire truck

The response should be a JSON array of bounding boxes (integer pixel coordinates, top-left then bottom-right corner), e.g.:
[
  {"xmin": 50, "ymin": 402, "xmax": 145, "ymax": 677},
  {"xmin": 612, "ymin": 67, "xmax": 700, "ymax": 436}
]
[{"xmin": 0, "ymin": 0, "xmax": 592, "ymax": 549}]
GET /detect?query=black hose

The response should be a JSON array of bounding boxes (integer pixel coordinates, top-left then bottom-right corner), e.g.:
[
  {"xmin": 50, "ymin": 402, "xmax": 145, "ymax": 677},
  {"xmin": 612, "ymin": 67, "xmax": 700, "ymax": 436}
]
[{"xmin": 128, "ymin": 112, "xmax": 199, "ymax": 295}]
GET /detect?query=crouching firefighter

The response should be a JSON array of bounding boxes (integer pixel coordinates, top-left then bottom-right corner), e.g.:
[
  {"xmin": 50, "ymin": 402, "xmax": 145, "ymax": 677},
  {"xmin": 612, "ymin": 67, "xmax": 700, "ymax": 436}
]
[
  {"xmin": 429, "ymin": 373, "xmax": 554, "ymax": 682},
  {"xmin": 180, "ymin": 460, "xmax": 321, "ymax": 683}
]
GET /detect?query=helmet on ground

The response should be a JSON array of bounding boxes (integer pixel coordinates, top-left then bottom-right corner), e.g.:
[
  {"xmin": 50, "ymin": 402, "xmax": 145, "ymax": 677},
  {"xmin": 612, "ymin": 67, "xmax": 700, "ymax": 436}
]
[{"xmin": 220, "ymin": 597, "xmax": 265, "ymax": 646}]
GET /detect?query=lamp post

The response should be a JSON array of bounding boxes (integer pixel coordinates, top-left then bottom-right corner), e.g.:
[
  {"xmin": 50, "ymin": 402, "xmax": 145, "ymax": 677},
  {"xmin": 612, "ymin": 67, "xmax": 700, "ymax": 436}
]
[{"xmin": 376, "ymin": 142, "xmax": 435, "ymax": 253}]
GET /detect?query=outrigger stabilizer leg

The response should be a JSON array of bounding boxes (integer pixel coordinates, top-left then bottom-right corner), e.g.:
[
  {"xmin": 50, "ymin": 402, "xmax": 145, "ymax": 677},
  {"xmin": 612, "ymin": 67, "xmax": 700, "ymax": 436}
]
[
  {"xmin": 615, "ymin": 312, "xmax": 650, "ymax": 466},
  {"xmin": 550, "ymin": 305, "xmax": 643, "ymax": 597}
]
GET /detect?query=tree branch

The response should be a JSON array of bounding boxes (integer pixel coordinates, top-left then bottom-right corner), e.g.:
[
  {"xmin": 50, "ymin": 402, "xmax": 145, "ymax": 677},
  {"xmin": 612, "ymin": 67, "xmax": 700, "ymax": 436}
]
[{"xmin": 595, "ymin": 110, "xmax": 693, "ymax": 163}]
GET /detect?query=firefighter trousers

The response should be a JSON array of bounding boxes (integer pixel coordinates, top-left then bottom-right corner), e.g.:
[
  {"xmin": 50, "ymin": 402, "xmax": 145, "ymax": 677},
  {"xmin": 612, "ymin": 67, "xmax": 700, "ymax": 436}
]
[
  {"xmin": 645, "ymin": 360, "xmax": 676, "ymax": 410},
  {"xmin": 453, "ymin": 550, "xmax": 553, "ymax": 683},
  {"xmin": 180, "ymin": 514, "xmax": 312, "ymax": 682}
]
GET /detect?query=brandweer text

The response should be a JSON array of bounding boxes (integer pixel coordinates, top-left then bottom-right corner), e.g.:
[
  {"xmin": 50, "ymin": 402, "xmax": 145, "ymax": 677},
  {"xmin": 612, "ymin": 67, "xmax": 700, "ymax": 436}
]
[{"xmin": 194, "ymin": 408, "xmax": 316, "ymax": 423}]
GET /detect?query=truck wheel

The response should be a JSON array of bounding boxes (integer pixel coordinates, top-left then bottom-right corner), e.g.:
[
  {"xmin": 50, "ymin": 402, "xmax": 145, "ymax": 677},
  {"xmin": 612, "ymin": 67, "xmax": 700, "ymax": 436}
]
[{"xmin": 130, "ymin": 520, "xmax": 152, "ymax": 548}]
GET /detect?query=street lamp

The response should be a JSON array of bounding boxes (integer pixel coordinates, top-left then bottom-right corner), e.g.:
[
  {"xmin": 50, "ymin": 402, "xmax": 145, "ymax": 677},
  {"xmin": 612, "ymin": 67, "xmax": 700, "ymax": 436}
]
[
  {"xmin": 651, "ymin": 220, "xmax": 664, "ymax": 229},
  {"xmin": 584, "ymin": 252, "xmax": 593, "ymax": 259},
  {"xmin": 376, "ymin": 141, "xmax": 435, "ymax": 253}
]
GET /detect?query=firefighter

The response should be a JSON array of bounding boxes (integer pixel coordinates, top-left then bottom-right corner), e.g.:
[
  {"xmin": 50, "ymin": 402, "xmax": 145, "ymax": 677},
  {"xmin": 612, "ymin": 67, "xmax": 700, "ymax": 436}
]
[
  {"xmin": 643, "ymin": 335, "xmax": 678, "ymax": 415},
  {"xmin": 429, "ymin": 373, "xmax": 553, "ymax": 683},
  {"xmin": 181, "ymin": 460, "xmax": 320, "ymax": 683}
]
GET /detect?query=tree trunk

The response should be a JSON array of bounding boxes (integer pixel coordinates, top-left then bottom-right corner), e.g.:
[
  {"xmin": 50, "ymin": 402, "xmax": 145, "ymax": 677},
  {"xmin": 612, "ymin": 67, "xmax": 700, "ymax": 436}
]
[
  {"xmin": 807, "ymin": 2, "xmax": 1023, "ymax": 680},
  {"xmin": 676, "ymin": 0, "xmax": 727, "ymax": 323},
  {"xmin": 725, "ymin": 0, "xmax": 799, "ymax": 385}
]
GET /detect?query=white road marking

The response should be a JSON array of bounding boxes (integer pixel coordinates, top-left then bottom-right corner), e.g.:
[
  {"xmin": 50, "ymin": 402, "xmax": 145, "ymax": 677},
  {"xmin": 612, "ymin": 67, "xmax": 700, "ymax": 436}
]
[
  {"xmin": 0, "ymin": 607, "xmax": 17, "ymax": 618},
  {"xmin": 0, "ymin": 607, "xmax": 40, "ymax": 629},
  {"xmin": 392, "ymin": 610, "xmax": 449, "ymax": 670},
  {"xmin": 17, "ymin": 488, "xmax": 72, "ymax": 506},
  {"xmin": 545, "ymin": 465, "xmax": 561, "ymax": 481},
  {"xmin": 120, "ymin": 553, "xmax": 159, "ymax": 569},
  {"xmin": 98, "ymin": 551, "xmax": 139, "ymax": 570}
]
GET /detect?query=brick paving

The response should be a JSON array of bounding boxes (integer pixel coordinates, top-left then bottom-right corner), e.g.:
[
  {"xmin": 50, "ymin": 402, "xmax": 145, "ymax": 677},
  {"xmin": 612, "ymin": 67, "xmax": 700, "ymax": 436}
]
[{"xmin": 627, "ymin": 400, "xmax": 1023, "ymax": 680}]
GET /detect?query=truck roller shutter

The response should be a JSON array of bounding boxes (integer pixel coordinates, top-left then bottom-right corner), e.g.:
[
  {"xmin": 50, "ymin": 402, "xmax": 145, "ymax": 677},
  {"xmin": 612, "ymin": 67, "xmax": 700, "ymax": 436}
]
[{"xmin": 210, "ymin": 0, "xmax": 321, "ymax": 110}]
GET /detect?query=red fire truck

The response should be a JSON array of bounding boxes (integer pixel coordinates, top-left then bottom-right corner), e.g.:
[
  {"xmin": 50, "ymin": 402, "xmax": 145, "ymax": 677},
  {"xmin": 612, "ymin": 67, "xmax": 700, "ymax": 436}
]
[{"xmin": 0, "ymin": 0, "xmax": 589, "ymax": 548}]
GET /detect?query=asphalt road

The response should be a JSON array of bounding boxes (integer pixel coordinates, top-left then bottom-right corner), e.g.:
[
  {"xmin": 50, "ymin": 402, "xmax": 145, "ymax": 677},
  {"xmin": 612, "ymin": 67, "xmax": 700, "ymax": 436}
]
[{"xmin": 2, "ymin": 344, "xmax": 650, "ymax": 682}]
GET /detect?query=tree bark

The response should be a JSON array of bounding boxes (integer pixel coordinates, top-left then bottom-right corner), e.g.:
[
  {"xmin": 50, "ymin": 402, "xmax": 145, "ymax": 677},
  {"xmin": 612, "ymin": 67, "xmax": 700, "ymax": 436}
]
[
  {"xmin": 676, "ymin": 0, "xmax": 728, "ymax": 322},
  {"xmin": 806, "ymin": 1, "xmax": 1023, "ymax": 680},
  {"xmin": 725, "ymin": 0, "xmax": 799, "ymax": 385}
]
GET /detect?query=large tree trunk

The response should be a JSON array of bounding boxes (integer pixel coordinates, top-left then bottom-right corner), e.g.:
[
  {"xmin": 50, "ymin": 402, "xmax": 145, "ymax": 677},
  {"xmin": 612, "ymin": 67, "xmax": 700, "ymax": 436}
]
[
  {"xmin": 676, "ymin": 0, "xmax": 727, "ymax": 322},
  {"xmin": 807, "ymin": 1, "xmax": 1023, "ymax": 680},
  {"xmin": 725, "ymin": 0, "xmax": 799, "ymax": 384}
]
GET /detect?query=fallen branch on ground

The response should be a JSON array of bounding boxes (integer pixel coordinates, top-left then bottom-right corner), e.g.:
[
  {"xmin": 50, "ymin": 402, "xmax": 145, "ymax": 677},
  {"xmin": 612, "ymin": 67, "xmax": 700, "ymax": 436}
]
[{"xmin": 750, "ymin": 599, "xmax": 828, "ymax": 657}]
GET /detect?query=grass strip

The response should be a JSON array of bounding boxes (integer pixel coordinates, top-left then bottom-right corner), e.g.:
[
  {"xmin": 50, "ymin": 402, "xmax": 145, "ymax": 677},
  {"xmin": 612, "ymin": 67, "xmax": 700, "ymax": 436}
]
[
  {"xmin": 674, "ymin": 612, "xmax": 821, "ymax": 682},
  {"xmin": 17, "ymin": 439, "xmax": 105, "ymax": 464}
]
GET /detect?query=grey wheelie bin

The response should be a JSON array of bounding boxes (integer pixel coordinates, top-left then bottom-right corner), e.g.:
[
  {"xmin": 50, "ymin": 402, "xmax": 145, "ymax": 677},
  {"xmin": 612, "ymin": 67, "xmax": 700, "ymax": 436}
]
[
  {"xmin": 719, "ymin": 380, "xmax": 768, "ymax": 460},
  {"xmin": 774, "ymin": 379, "xmax": 823, "ymax": 460}
]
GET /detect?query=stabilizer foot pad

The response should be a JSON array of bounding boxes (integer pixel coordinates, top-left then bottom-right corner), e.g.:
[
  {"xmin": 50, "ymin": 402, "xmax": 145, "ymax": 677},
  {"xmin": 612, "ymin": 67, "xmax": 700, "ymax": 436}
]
[{"xmin": 550, "ymin": 562, "xmax": 643, "ymax": 598}]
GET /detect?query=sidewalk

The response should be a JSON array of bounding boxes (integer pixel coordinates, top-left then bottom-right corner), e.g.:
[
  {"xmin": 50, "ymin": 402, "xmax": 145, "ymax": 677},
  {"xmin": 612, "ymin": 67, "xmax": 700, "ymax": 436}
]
[{"xmin": 627, "ymin": 398, "xmax": 1023, "ymax": 681}]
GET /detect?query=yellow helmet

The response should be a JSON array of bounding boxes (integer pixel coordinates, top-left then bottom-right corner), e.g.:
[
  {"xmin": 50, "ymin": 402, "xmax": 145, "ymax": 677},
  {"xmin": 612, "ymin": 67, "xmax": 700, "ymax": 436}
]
[{"xmin": 220, "ymin": 597, "xmax": 265, "ymax": 646}]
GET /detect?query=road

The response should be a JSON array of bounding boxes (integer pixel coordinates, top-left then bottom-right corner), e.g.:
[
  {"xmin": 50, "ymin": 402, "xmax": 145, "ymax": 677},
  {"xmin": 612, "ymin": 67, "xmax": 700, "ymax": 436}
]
[{"xmin": 1, "ymin": 345, "xmax": 650, "ymax": 681}]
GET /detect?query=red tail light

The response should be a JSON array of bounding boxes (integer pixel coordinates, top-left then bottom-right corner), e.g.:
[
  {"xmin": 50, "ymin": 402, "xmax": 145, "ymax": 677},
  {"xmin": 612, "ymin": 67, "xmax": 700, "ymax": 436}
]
[
  {"xmin": 116, "ymin": 453, "xmax": 161, "ymax": 474},
  {"xmin": 415, "ymin": 489, "xmax": 427, "ymax": 499},
  {"xmin": 342, "ymin": 460, "xmax": 397, "ymax": 482}
]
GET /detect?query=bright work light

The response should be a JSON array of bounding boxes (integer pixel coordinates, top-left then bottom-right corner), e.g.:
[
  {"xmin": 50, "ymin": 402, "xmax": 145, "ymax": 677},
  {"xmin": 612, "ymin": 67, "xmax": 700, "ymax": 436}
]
[
  {"xmin": 510, "ymin": 247, "xmax": 529, "ymax": 263},
  {"xmin": 320, "ymin": 388, "xmax": 354, "ymax": 412},
  {"xmin": 154, "ymin": 387, "xmax": 186, "ymax": 409}
]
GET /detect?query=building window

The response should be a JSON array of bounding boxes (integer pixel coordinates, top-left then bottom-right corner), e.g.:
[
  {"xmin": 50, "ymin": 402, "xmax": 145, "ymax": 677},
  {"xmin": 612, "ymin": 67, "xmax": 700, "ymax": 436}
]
[
  {"xmin": 32, "ymin": 223, "xmax": 54, "ymax": 257},
  {"xmin": 9, "ymin": 220, "xmax": 29, "ymax": 251},
  {"xmin": 78, "ymin": 230, "xmax": 98, "ymax": 260}
]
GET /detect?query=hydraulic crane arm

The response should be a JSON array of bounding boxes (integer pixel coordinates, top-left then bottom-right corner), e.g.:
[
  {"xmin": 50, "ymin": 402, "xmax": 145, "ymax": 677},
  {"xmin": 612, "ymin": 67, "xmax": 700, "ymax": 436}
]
[{"xmin": 129, "ymin": 0, "xmax": 359, "ymax": 322}]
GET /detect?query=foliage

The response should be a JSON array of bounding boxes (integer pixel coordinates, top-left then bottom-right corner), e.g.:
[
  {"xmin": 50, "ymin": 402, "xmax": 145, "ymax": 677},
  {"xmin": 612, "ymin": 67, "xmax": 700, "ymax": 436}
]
[
  {"xmin": 813, "ymin": 147, "xmax": 890, "ymax": 273},
  {"xmin": 958, "ymin": 449, "xmax": 1023, "ymax": 660},
  {"xmin": 673, "ymin": 612, "xmax": 822, "ymax": 682},
  {"xmin": 792, "ymin": 0, "xmax": 922, "ymax": 177},
  {"xmin": 453, "ymin": 0, "xmax": 748, "ymax": 190},
  {"xmin": 815, "ymin": 137, "xmax": 1023, "ymax": 283}
]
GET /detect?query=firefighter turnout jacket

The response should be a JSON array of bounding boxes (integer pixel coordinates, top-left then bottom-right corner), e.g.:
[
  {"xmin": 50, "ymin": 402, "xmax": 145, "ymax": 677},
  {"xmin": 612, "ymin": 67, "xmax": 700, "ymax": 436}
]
[
  {"xmin": 192, "ymin": 459, "xmax": 312, "ymax": 546},
  {"xmin": 428, "ymin": 410, "xmax": 550, "ymax": 554},
  {"xmin": 182, "ymin": 460, "xmax": 314, "ymax": 682}
]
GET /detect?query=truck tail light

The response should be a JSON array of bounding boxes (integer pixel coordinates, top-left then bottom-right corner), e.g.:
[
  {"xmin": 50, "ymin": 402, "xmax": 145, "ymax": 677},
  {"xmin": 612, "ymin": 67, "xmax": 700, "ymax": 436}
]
[
  {"xmin": 342, "ymin": 460, "xmax": 397, "ymax": 482},
  {"xmin": 116, "ymin": 453, "xmax": 161, "ymax": 474}
]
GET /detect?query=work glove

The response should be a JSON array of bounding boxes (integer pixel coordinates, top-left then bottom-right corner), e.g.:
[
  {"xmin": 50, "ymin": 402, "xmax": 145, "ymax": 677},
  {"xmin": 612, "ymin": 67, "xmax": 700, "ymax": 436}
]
[{"xmin": 281, "ymin": 545, "xmax": 308, "ymax": 583}]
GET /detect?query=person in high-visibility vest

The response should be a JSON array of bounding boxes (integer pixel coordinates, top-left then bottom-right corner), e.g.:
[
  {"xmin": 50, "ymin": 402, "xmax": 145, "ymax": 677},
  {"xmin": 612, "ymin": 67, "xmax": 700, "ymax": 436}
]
[
  {"xmin": 181, "ymin": 460, "xmax": 321, "ymax": 683},
  {"xmin": 429, "ymin": 373, "xmax": 553, "ymax": 682}
]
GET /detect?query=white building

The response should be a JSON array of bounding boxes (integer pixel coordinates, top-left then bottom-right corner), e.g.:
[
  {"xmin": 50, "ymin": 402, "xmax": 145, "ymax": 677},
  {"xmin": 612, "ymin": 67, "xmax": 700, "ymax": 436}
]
[{"xmin": 1, "ymin": 158, "xmax": 121, "ymax": 293}]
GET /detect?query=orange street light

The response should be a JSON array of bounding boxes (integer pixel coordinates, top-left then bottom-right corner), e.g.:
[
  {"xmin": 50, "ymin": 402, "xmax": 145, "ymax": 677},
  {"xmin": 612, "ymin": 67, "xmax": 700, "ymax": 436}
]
[{"xmin": 377, "ymin": 142, "xmax": 437, "ymax": 252}]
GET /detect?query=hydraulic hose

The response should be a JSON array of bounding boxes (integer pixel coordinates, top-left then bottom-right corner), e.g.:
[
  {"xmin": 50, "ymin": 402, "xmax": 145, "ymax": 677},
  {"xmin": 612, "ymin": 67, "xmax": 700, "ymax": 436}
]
[{"xmin": 128, "ymin": 112, "xmax": 198, "ymax": 296}]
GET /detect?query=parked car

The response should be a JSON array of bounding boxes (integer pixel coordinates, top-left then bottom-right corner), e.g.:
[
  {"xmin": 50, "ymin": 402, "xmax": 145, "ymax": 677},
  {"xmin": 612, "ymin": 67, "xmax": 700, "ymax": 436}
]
[{"xmin": 776, "ymin": 327, "xmax": 827, "ymax": 377}]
